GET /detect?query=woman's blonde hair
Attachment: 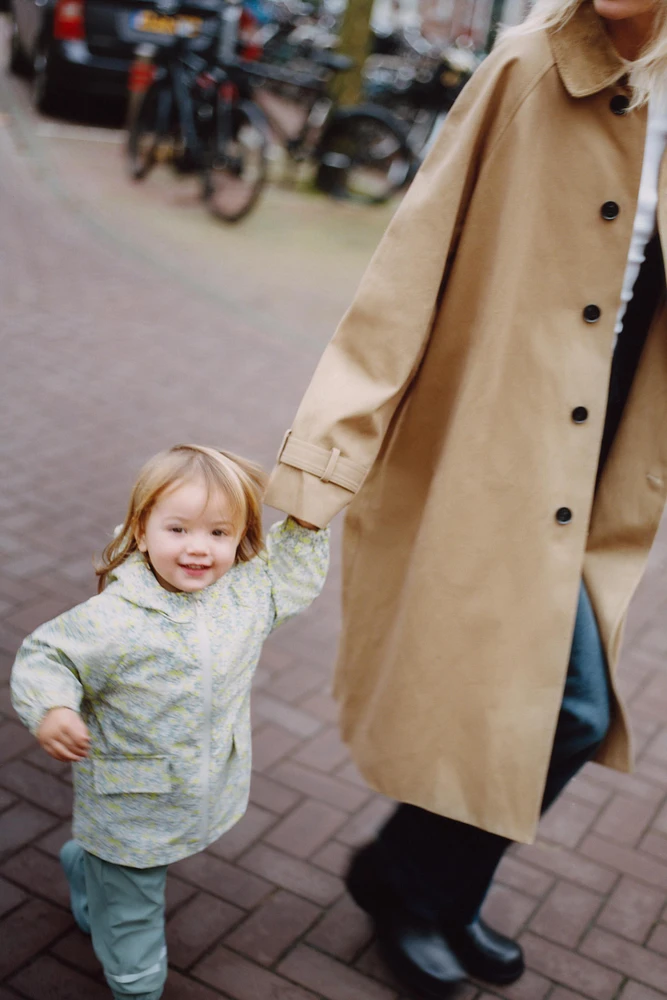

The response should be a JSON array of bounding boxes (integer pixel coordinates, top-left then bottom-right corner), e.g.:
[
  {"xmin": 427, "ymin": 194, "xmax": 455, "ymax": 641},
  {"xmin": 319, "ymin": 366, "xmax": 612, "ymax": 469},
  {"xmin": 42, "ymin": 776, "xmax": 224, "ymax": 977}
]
[
  {"xmin": 96, "ymin": 444, "xmax": 268, "ymax": 591},
  {"xmin": 501, "ymin": 0, "xmax": 667, "ymax": 106}
]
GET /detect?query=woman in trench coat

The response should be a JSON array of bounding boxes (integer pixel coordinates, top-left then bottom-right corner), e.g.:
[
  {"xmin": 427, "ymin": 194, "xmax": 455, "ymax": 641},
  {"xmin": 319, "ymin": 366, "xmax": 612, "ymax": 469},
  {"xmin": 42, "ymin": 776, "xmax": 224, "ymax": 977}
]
[{"xmin": 266, "ymin": 0, "xmax": 667, "ymax": 994}]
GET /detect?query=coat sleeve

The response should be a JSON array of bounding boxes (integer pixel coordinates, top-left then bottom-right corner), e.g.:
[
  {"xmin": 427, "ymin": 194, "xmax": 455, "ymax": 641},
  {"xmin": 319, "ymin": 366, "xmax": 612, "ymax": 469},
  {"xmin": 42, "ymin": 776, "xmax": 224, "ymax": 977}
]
[
  {"xmin": 11, "ymin": 599, "xmax": 103, "ymax": 735},
  {"xmin": 263, "ymin": 517, "xmax": 330, "ymax": 629},
  {"xmin": 264, "ymin": 42, "xmax": 523, "ymax": 527}
]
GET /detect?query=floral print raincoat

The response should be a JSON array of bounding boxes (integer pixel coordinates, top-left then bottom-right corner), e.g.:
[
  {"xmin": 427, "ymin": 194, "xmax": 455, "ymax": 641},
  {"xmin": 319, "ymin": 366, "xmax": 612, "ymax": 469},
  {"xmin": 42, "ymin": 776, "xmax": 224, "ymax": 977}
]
[{"xmin": 11, "ymin": 518, "xmax": 329, "ymax": 867}]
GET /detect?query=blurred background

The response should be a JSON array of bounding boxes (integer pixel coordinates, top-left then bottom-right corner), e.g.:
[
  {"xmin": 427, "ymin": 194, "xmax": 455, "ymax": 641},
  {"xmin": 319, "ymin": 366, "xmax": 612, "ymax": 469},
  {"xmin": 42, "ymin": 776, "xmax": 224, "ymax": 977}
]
[{"xmin": 0, "ymin": 0, "xmax": 531, "ymax": 218}]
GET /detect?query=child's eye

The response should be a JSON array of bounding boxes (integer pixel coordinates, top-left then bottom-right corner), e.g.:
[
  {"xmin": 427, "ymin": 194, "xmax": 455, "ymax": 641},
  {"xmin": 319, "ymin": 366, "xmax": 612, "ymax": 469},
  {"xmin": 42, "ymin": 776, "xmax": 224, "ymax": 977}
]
[
  {"xmin": 169, "ymin": 527, "xmax": 184, "ymax": 534},
  {"xmin": 212, "ymin": 529, "xmax": 226, "ymax": 537}
]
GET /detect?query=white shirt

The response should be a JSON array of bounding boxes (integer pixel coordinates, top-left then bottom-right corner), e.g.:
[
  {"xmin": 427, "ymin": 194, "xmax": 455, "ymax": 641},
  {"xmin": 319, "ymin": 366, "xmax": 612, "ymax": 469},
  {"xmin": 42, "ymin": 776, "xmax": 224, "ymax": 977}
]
[{"xmin": 614, "ymin": 97, "xmax": 667, "ymax": 341}]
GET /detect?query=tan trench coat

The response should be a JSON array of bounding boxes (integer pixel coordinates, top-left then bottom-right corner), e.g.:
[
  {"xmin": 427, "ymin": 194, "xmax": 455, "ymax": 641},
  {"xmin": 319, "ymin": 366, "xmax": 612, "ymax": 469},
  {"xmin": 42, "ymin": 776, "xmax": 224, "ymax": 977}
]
[{"xmin": 265, "ymin": 0, "xmax": 667, "ymax": 843}]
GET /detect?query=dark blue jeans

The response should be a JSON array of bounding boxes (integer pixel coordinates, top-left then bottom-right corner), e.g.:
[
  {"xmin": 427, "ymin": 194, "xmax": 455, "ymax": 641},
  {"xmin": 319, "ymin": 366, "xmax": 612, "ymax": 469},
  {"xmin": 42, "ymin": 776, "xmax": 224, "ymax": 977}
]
[{"xmin": 374, "ymin": 581, "xmax": 611, "ymax": 924}]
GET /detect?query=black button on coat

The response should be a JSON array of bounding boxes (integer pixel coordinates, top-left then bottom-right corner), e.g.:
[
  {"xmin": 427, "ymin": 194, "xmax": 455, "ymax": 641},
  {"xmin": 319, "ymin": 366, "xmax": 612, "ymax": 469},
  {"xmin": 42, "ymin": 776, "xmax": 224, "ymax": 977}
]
[{"xmin": 584, "ymin": 304, "xmax": 602, "ymax": 322}]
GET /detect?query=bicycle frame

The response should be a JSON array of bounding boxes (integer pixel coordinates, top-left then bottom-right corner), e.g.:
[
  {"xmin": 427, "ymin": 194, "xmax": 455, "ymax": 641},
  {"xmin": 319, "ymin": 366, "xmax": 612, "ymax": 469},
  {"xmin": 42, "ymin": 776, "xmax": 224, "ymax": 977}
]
[
  {"xmin": 237, "ymin": 61, "xmax": 335, "ymax": 162},
  {"xmin": 172, "ymin": 57, "xmax": 203, "ymax": 159},
  {"xmin": 137, "ymin": 31, "xmax": 211, "ymax": 163}
]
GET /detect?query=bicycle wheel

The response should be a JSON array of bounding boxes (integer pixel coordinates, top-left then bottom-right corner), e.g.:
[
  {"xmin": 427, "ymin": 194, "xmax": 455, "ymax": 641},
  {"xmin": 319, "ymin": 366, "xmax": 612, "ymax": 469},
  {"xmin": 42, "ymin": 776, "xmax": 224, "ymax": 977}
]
[
  {"xmin": 316, "ymin": 106, "xmax": 414, "ymax": 204},
  {"xmin": 127, "ymin": 83, "xmax": 172, "ymax": 181},
  {"xmin": 202, "ymin": 100, "xmax": 268, "ymax": 223}
]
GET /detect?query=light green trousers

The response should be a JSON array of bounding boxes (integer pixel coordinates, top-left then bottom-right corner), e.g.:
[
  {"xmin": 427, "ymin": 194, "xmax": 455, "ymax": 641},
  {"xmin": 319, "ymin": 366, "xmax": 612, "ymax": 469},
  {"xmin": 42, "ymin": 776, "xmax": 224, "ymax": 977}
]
[{"xmin": 80, "ymin": 847, "xmax": 169, "ymax": 1000}]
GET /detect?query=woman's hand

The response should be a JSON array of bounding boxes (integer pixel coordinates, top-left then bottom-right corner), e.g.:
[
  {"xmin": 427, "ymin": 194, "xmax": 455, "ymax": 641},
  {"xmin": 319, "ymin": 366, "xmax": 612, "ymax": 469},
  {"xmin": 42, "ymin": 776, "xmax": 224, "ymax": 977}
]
[{"xmin": 37, "ymin": 708, "xmax": 91, "ymax": 762}]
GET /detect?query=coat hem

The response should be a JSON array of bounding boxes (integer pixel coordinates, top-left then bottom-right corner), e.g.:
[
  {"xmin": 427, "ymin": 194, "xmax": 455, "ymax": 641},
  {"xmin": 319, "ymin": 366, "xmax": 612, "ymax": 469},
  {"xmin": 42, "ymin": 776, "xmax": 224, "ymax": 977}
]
[
  {"xmin": 72, "ymin": 808, "xmax": 246, "ymax": 869},
  {"xmin": 348, "ymin": 750, "xmax": 541, "ymax": 845}
]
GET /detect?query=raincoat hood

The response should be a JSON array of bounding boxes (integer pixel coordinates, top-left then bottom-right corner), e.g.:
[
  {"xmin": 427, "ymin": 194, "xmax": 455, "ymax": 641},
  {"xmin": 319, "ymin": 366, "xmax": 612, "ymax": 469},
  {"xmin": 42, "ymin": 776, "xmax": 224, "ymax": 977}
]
[{"xmin": 104, "ymin": 551, "xmax": 234, "ymax": 621}]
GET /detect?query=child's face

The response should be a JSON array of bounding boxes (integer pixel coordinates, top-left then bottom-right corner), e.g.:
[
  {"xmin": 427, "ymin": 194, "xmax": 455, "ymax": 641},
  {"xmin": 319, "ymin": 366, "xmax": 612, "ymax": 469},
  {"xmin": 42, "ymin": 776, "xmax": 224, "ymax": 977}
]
[{"xmin": 136, "ymin": 478, "xmax": 242, "ymax": 593}]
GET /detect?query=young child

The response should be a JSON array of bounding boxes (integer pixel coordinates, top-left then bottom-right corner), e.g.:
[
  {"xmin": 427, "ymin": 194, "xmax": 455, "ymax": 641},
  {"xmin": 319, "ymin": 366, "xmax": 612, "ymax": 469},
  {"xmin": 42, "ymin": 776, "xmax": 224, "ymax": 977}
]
[{"xmin": 11, "ymin": 444, "xmax": 329, "ymax": 1000}]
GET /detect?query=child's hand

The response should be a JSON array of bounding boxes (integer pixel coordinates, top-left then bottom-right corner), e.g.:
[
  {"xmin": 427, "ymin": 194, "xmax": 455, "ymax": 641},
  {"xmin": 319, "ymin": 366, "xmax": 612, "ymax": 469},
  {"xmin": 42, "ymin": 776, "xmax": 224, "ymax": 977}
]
[{"xmin": 37, "ymin": 708, "xmax": 91, "ymax": 762}]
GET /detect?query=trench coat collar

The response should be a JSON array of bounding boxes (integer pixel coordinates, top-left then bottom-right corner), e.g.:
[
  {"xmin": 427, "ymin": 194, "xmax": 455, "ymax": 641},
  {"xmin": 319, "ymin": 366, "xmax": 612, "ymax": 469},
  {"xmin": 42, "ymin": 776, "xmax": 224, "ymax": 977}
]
[{"xmin": 548, "ymin": 0, "xmax": 629, "ymax": 99}]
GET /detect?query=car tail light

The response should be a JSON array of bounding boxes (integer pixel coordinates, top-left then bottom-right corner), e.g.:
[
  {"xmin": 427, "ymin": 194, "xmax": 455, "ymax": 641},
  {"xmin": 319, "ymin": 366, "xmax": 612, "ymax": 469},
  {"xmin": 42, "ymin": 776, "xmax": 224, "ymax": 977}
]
[
  {"xmin": 53, "ymin": 0, "xmax": 85, "ymax": 41},
  {"xmin": 238, "ymin": 10, "xmax": 262, "ymax": 62}
]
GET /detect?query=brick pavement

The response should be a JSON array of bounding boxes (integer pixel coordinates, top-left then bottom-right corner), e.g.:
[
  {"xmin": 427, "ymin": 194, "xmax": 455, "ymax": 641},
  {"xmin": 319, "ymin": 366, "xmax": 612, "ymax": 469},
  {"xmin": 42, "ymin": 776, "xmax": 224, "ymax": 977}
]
[{"xmin": 3, "ymin": 44, "xmax": 667, "ymax": 1000}]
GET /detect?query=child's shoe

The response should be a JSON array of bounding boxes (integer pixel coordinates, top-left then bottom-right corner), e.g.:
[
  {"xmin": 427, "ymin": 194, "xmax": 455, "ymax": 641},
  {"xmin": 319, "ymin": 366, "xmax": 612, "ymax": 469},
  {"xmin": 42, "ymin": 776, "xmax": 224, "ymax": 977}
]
[{"xmin": 59, "ymin": 840, "xmax": 90, "ymax": 934}]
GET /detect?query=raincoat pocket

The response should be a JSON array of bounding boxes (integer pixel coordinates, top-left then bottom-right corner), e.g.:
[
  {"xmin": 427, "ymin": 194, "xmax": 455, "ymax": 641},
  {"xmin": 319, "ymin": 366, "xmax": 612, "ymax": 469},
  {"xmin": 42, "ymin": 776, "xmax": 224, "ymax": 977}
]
[{"xmin": 93, "ymin": 756, "xmax": 171, "ymax": 795}]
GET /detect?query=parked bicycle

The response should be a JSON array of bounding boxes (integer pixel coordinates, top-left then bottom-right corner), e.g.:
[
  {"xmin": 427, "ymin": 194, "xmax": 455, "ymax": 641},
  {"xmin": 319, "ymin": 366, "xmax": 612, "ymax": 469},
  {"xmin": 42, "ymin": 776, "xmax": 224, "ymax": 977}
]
[
  {"xmin": 126, "ymin": 0, "xmax": 414, "ymax": 222},
  {"xmin": 127, "ymin": 7, "xmax": 269, "ymax": 222},
  {"xmin": 243, "ymin": 43, "xmax": 414, "ymax": 203},
  {"xmin": 364, "ymin": 33, "xmax": 481, "ymax": 155}
]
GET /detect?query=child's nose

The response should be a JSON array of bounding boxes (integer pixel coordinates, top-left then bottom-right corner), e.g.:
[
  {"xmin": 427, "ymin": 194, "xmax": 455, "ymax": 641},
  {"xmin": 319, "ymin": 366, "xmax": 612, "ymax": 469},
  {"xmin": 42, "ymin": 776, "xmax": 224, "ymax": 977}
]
[{"xmin": 186, "ymin": 534, "xmax": 209, "ymax": 554}]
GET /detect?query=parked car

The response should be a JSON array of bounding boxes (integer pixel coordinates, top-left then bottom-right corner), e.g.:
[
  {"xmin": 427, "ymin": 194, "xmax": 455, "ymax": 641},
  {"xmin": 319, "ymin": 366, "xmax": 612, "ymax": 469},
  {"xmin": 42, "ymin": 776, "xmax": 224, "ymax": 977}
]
[{"xmin": 7, "ymin": 0, "xmax": 223, "ymax": 113}]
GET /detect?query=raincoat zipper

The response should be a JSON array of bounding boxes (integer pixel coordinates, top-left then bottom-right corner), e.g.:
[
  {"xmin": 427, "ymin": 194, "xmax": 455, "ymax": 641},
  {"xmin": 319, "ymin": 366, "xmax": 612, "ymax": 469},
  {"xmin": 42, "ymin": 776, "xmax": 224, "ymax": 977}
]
[{"xmin": 195, "ymin": 601, "xmax": 213, "ymax": 844}]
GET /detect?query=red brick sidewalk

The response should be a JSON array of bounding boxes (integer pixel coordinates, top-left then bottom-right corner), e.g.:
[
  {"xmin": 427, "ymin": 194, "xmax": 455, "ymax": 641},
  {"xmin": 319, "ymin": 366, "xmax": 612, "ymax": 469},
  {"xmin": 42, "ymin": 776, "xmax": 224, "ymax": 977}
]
[{"xmin": 2, "ymin": 62, "xmax": 667, "ymax": 1000}]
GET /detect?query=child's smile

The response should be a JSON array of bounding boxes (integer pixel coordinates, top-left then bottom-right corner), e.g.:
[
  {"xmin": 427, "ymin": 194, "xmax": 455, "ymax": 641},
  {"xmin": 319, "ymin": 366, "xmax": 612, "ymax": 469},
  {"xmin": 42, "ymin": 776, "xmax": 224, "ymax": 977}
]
[{"xmin": 181, "ymin": 562, "xmax": 211, "ymax": 574}]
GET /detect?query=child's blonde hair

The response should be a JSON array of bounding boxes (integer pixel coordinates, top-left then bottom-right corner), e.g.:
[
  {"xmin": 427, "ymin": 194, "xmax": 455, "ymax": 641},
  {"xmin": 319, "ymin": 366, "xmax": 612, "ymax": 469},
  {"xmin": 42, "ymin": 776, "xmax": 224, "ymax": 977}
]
[{"xmin": 96, "ymin": 444, "xmax": 268, "ymax": 592}]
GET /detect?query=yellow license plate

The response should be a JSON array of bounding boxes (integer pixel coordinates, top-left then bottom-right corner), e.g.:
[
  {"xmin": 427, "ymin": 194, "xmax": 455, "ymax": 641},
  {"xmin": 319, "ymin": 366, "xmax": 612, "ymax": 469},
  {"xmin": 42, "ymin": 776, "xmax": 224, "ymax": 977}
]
[{"xmin": 132, "ymin": 10, "xmax": 202, "ymax": 35}]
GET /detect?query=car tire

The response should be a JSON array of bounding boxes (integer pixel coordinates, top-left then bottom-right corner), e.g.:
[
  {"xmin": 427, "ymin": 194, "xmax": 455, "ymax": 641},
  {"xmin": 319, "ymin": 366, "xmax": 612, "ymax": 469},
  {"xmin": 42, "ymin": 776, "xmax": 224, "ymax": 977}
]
[
  {"xmin": 33, "ymin": 43, "xmax": 63, "ymax": 115},
  {"xmin": 8, "ymin": 12, "xmax": 32, "ymax": 76}
]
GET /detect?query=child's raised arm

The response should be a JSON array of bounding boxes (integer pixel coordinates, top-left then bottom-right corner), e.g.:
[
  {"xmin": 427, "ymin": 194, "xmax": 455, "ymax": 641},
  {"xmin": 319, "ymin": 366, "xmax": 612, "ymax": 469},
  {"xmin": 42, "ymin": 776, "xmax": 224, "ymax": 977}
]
[{"xmin": 264, "ymin": 517, "xmax": 330, "ymax": 629}]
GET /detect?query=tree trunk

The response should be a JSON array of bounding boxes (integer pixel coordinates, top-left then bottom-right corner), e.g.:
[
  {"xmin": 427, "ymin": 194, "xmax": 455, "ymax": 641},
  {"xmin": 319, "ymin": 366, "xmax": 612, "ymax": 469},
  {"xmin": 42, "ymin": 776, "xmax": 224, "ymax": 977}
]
[{"xmin": 332, "ymin": 0, "xmax": 374, "ymax": 107}]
